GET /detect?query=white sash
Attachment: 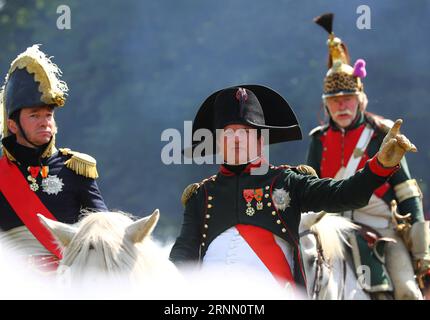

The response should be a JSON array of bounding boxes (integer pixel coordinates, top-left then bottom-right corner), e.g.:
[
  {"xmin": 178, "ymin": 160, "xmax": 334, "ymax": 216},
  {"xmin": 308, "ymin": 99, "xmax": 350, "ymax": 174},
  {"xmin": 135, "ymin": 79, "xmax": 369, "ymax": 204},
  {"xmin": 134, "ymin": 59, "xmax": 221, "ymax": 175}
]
[
  {"xmin": 335, "ymin": 125, "xmax": 374, "ymax": 180},
  {"xmin": 333, "ymin": 125, "xmax": 392, "ymax": 227}
]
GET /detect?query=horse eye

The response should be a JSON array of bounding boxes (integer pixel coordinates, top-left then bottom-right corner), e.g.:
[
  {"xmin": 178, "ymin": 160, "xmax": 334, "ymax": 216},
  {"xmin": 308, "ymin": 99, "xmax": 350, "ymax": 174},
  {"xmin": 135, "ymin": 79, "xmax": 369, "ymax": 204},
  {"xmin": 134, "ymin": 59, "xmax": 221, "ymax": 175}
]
[{"xmin": 307, "ymin": 259, "xmax": 315, "ymax": 269}]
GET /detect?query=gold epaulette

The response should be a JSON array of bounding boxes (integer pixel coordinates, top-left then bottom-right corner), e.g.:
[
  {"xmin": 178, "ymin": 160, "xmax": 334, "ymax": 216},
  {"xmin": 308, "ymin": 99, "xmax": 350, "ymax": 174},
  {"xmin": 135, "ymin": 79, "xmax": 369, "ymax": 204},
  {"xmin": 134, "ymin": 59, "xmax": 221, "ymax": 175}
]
[
  {"xmin": 181, "ymin": 175, "xmax": 216, "ymax": 207},
  {"xmin": 295, "ymin": 164, "xmax": 318, "ymax": 177},
  {"xmin": 59, "ymin": 148, "xmax": 99, "ymax": 179}
]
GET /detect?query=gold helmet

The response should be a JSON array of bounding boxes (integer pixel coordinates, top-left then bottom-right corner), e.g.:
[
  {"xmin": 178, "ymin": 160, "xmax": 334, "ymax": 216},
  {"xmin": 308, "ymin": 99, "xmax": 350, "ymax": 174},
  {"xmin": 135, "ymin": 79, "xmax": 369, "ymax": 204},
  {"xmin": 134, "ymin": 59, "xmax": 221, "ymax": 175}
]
[{"xmin": 314, "ymin": 13, "xmax": 367, "ymax": 99}]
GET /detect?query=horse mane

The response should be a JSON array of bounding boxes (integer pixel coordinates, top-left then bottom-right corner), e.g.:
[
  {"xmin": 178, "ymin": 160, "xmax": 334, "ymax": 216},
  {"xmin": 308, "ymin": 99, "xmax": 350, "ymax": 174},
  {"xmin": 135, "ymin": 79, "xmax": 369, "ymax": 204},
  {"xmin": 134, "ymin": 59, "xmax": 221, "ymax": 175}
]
[
  {"xmin": 301, "ymin": 212, "xmax": 358, "ymax": 262},
  {"xmin": 59, "ymin": 211, "xmax": 170, "ymax": 282}
]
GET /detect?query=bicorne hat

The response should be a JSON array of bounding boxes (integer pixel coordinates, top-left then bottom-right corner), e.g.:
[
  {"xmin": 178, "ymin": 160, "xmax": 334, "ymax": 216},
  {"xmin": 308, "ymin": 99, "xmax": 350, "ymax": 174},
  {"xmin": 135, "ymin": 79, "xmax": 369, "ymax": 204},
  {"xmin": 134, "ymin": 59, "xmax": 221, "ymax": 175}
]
[{"xmin": 189, "ymin": 84, "xmax": 302, "ymax": 156}]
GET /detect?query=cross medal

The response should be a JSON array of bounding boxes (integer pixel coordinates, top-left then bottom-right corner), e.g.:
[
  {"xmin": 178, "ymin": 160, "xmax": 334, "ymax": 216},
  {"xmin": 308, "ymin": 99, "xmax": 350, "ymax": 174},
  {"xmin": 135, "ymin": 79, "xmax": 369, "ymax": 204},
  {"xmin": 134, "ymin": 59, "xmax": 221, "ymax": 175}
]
[{"xmin": 243, "ymin": 189, "xmax": 255, "ymax": 216}]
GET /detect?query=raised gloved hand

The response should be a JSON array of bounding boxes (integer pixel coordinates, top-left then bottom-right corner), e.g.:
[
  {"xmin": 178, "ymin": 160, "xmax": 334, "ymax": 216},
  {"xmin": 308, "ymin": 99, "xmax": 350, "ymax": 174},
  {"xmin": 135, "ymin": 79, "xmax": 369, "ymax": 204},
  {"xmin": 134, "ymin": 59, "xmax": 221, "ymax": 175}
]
[{"xmin": 377, "ymin": 119, "xmax": 417, "ymax": 168}]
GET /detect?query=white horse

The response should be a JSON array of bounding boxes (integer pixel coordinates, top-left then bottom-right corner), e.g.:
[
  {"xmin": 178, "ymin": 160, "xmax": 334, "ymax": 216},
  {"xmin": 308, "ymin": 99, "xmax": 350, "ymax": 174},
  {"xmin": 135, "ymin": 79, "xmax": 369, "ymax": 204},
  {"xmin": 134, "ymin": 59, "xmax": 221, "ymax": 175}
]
[
  {"xmin": 299, "ymin": 211, "xmax": 371, "ymax": 300},
  {"xmin": 38, "ymin": 209, "xmax": 182, "ymax": 298}
]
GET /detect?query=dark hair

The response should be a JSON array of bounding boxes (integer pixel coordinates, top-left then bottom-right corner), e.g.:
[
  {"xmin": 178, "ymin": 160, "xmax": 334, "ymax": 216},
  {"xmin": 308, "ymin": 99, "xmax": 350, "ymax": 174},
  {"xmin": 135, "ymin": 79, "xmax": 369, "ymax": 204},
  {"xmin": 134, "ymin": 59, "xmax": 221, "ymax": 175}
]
[{"xmin": 9, "ymin": 109, "xmax": 21, "ymax": 122}]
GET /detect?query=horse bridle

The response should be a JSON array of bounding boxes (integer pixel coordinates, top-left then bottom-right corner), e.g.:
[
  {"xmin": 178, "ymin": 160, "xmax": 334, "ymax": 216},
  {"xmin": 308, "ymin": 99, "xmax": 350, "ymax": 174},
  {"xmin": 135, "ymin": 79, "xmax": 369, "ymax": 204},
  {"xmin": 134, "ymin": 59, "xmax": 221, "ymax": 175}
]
[
  {"xmin": 299, "ymin": 229, "xmax": 348, "ymax": 300},
  {"xmin": 299, "ymin": 229, "xmax": 326, "ymax": 299}
]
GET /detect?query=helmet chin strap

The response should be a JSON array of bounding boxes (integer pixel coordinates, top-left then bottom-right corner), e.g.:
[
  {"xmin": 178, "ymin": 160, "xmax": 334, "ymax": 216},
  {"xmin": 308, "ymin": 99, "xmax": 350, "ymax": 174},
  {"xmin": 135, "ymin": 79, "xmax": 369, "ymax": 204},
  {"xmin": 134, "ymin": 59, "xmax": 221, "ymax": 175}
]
[{"xmin": 16, "ymin": 120, "xmax": 45, "ymax": 149}]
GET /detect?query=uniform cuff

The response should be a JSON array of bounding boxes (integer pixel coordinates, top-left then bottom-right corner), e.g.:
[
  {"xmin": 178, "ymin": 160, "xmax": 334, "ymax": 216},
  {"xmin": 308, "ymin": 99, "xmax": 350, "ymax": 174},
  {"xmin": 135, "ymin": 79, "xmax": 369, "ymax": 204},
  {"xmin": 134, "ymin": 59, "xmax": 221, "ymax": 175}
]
[{"xmin": 368, "ymin": 156, "xmax": 399, "ymax": 177}]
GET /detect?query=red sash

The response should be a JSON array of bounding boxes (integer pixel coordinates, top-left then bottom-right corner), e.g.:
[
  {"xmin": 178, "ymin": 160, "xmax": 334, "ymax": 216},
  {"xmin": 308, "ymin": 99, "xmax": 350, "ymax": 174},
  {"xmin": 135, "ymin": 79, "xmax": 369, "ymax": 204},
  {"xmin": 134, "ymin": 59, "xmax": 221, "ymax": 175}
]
[
  {"xmin": 0, "ymin": 156, "xmax": 62, "ymax": 258},
  {"xmin": 236, "ymin": 224, "xmax": 295, "ymax": 288}
]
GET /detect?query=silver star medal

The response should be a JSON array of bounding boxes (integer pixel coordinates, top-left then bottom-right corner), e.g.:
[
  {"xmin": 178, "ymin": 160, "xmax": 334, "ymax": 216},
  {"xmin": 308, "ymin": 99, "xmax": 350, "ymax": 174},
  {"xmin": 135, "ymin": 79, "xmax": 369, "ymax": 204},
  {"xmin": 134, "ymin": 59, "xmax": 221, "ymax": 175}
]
[
  {"xmin": 272, "ymin": 188, "xmax": 291, "ymax": 211},
  {"xmin": 41, "ymin": 175, "xmax": 64, "ymax": 195}
]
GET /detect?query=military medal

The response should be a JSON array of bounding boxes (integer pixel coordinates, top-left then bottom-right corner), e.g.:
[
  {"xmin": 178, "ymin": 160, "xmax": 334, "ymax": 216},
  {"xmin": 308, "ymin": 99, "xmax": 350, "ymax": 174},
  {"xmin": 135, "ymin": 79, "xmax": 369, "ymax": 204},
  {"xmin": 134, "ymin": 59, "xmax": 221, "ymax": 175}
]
[
  {"xmin": 41, "ymin": 175, "xmax": 64, "ymax": 195},
  {"xmin": 353, "ymin": 147, "xmax": 364, "ymax": 158},
  {"xmin": 272, "ymin": 188, "xmax": 291, "ymax": 211},
  {"xmin": 27, "ymin": 166, "xmax": 40, "ymax": 191},
  {"xmin": 26, "ymin": 166, "xmax": 46, "ymax": 191},
  {"xmin": 254, "ymin": 188, "xmax": 263, "ymax": 210},
  {"xmin": 27, "ymin": 166, "xmax": 50, "ymax": 192},
  {"xmin": 243, "ymin": 189, "xmax": 255, "ymax": 216}
]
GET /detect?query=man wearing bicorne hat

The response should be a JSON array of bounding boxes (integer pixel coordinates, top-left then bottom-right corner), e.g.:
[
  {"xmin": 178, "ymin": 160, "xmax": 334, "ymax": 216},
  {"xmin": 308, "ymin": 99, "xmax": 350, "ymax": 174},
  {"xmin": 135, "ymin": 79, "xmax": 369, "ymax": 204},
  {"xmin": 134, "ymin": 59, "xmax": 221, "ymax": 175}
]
[
  {"xmin": 0, "ymin": 45, "xmax": 107, "ymax": 272},
  {"xmin": 169, "ymin": 83, "xmax": 417, "ymax": 296},
  {"xmin": 306, "ymin": 13, "xmax": 429, "ymax": 299}
]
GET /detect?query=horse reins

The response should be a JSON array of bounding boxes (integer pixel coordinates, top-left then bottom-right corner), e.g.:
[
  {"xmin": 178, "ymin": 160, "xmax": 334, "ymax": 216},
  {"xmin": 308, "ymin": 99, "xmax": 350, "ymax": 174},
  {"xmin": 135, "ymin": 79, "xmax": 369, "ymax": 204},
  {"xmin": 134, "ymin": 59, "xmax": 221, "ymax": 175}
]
[{"xmin": 299, "ymin": 229, "xmax": 327, "ymax": 299}]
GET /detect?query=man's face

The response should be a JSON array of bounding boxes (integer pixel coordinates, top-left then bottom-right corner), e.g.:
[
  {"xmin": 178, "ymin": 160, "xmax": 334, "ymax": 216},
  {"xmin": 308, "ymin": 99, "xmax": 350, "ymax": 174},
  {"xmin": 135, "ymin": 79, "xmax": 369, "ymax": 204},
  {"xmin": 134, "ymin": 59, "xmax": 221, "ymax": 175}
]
[
  {"xmin": 325, "ymin": 94, "xmax": 359, "ymax": 128},
  {"xmin": 7, "ymin": 105, "xmax": 56, "ymax": 147},
  {"xmin": 218, "ymin": 124, "xmax": 263, "ymax": 165}
]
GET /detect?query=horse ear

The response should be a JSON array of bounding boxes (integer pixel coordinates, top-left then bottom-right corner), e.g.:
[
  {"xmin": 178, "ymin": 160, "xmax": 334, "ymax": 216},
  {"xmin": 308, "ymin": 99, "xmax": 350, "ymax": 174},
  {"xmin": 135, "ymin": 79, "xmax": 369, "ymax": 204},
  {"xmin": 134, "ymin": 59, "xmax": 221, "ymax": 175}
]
[
  {"xmin": 126, "ymin": 209, "xmax": 160, "ymax": 244},
  {"xmin": 37, "ymin": 213, "xmax": 77, "ymax": 247},
  {"xmin": 300, "ymin": 211, "xmax": 327, "ymax": 229}
]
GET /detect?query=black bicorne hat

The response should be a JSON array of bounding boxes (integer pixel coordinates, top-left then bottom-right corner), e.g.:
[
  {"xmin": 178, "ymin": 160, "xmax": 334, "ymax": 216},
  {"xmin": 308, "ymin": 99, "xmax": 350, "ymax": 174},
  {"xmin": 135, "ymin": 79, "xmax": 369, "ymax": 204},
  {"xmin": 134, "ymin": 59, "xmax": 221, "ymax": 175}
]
[
  {"xmin": 1, "ymin": 45, "xmax": 68, "ymax": 138},
  {"xmin": 4, "ymin": 68, "xmax": 52, "ymax": 117},
  {"xmin": 188, "ymin": 84, "xmax": 302, "ymax": 157}
]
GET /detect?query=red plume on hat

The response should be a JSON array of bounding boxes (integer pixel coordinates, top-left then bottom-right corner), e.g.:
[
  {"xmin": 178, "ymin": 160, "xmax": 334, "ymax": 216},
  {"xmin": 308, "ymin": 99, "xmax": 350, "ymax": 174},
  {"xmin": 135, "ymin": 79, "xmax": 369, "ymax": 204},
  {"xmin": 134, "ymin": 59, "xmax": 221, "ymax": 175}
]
[
  {"xmin": 235, "ymin": 88, "xmax": 248, "ymax": 102},
  {"xmin": 235, "ymin": 87, "xmax": 248, "ymax": 118}
]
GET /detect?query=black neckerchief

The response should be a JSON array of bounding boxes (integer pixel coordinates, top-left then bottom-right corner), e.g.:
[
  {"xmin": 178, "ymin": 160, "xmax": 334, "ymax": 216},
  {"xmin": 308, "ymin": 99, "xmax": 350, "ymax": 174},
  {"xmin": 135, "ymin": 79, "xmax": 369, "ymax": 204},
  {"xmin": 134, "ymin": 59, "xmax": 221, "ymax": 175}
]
[
  {"xmin": 2, "ymin": 135, "xmax": 49, "ymax": 166},
  {"xmin": 222, "ymin": 163, "xmax": 249, "ymax": 175}
]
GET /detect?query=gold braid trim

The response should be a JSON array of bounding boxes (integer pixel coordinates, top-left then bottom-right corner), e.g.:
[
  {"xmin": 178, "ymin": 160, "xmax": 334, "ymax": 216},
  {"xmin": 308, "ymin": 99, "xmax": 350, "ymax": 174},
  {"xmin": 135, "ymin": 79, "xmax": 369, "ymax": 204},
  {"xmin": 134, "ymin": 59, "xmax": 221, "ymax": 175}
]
[
  {"xmin": 2, "ymin": 137, "xmax": 56, "ymax": 161},
  {"xmin": 41, "ymin": 135, "xmax": 57, "ymax": 158},
  {"xmin": 8, "ymin": 45, "xmax": 68, "ymax": 107},
  {"xmin": 60, "ymin": 148, "xmax": 99, "ymax": 179},
  {"xmin": 394, "ymin": 179, "xmax": 422, "ymax": 203},
  {"xmin": 2, "ymin": 146, "xmax": 16, "ymax": 161},
  {"xmin": 1, "ymin": 45, "xmax": 67, "ymax": 140},
  {"xmin": 1, "ymin": 137, "xmax": 56, "ymax": 161}
]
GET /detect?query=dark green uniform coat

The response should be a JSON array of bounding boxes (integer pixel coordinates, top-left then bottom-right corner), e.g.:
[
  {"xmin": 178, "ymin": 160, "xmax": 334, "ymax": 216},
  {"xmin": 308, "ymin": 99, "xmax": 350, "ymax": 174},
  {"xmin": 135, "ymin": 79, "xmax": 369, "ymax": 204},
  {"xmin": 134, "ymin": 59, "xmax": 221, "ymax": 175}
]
[{"xmin": 170, "ymin": 157, "xmax": 397, "ymax": 287}]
